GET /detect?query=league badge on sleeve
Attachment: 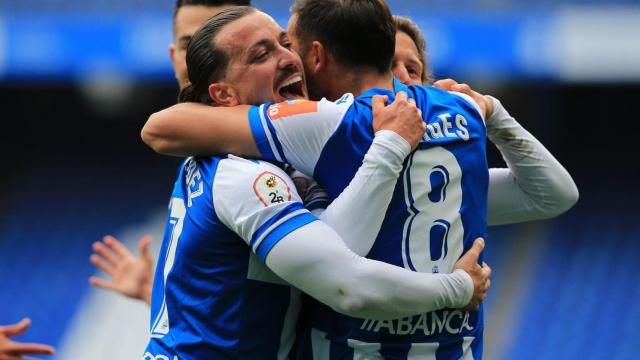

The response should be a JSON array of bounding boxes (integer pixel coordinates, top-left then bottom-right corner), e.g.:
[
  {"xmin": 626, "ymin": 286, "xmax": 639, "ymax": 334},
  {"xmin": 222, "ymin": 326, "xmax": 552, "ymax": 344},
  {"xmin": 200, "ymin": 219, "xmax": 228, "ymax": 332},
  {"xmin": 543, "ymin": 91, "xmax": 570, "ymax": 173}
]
[
  {"xmin": 267, "ymin": 99, "xmax": 318, "ymax": 120},
  {"xmin": 253, "ymin": 171, "xmax": 292, "ymax": 207}
]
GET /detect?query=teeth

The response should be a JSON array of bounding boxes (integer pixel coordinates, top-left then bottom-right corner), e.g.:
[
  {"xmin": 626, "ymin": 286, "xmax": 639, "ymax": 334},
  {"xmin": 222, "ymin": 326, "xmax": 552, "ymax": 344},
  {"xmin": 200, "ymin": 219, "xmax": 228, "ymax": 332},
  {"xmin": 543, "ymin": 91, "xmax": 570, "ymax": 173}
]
[{"xmin": 282, "ymin": 75, "xmax": 302, "ymax": 88}]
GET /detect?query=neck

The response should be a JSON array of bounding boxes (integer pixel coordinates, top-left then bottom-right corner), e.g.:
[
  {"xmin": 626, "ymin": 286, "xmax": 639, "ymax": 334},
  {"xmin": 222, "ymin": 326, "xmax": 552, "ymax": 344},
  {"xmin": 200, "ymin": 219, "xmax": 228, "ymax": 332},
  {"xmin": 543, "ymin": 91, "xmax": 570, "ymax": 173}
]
[{"xmin": 326, "ymin": 67, "xmax": 394, "ymax": 100}]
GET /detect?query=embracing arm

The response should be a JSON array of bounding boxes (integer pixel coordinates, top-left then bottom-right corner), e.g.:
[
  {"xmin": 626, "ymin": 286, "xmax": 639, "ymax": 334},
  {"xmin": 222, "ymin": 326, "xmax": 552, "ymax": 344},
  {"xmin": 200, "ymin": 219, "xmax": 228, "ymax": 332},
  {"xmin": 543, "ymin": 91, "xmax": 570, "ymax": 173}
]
[
  {"xmin": 314, "ymin": 93, "xmax": 423, "ymax": 255},
  {"xmin": 141, "ymin": 103, "xmax": 259, "ymax": 157},
  {"xmin": 433, "ymin": 79, "xmax": 579, "ymax": 226},
  {"xmin": 266, "ymin": 222, "xmax": 489, "ymax": 320},
  {"xmin": 486, "ymin": 97, "xmax": 579, "ymax": 225}
]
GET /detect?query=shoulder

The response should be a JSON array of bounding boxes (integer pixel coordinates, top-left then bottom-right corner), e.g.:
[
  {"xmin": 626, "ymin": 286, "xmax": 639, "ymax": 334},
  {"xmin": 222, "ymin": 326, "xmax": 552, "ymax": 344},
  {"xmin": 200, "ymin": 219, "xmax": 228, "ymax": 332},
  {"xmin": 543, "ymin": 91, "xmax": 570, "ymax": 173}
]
[
  {"xmin": 213, "ymin": 156, "xmax": 299, "ymax": 207},
  {"xmin": 414, "ymin": 85, "xmax": 484, "ymax": 121},
  {"xmin": 259, "ymin": 96, "xmax": 354, "ymax": 123}
]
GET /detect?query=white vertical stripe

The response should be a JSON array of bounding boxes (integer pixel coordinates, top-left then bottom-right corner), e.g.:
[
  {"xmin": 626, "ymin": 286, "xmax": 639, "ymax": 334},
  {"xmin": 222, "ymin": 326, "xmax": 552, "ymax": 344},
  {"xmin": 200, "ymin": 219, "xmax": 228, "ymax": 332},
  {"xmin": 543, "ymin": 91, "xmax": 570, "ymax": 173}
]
[
  {"xmin": 347, "ymin": 339, "xmax": 383, "ymax": 360},
  {"xmin": 311, "ymin": 328, "xmax": 332, "ymax": 360},
  {"xmin": 461, "ymin": 336, "xmax": 475, "ymax": 360},
  {"xmin": 277, "ymin": 287, "xmax": 302, "ymax": 360},
  {"xmin": 407, "ymin": 342, "xmax": 438, "ymax": 360},
  {"xmin": 259, "ymin": 104, "xmax": 284, "ymax": 162}
]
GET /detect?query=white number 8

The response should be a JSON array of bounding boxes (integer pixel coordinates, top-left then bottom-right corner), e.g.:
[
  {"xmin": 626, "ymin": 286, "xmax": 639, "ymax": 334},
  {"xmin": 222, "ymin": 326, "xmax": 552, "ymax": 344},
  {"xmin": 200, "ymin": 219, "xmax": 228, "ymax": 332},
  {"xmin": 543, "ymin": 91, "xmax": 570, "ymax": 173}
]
[{"xmin": 401, "ymin": 147, "xmax": 464, "ymax": 274}]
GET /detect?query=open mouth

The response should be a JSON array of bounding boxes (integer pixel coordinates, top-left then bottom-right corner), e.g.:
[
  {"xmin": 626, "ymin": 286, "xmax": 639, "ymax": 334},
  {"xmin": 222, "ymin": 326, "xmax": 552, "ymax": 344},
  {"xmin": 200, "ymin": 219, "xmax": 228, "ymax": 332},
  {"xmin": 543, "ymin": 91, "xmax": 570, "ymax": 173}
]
[{"xmin": 277, "ymin": 74, "xmax": 305, "ymax": 100}]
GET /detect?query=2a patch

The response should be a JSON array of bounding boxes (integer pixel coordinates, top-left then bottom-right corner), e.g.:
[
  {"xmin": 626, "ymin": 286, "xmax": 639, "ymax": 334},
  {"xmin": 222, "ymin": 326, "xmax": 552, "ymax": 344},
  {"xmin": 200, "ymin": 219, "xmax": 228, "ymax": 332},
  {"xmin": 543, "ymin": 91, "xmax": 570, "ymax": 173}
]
[
  {"xmin": 267, "ymin": 100, "xmax": 318, "ymax": 120},
  {"xmin": 253, "ymin": 171, "xmax": 292, "ymax": 207}
]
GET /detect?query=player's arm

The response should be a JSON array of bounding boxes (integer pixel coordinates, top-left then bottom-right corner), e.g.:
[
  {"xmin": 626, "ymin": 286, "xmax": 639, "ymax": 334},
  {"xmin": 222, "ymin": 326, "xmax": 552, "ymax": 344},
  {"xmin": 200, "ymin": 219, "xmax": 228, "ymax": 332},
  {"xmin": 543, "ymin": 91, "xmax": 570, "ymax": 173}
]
[
  {"xmin": 141, "ymin": 103, "xmax": 259, "ymax": 158},
  {"xmin": 484, "ymin": 96, "xmax": 579, "ymax": 225},
  {"xmin": 434, "ymin": 79, "xmax": 579, "ymax": 225},
  {"xmin": 310, "ymin": 93, "xmax": 425, "ymax": 255},
  {"xmin": 267, "ymin": 224, "xmax": 489, "ymax": 319},
  {"xmin": 214, "ymin": 159, "xmax": 490, "ymax": 320}
]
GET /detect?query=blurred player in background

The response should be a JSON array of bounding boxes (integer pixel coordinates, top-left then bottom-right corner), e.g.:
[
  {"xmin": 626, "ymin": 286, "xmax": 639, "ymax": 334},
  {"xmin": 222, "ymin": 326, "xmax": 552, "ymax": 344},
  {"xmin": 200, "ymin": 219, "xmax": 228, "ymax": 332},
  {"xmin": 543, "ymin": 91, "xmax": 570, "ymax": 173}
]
[
  {"xmin": 0, "ymin": 318, "xmax": 55, "ymax": 359},
  {"xmin": 390, "ymin": 14, "xmax": 578, "ymax": 227},
  {"xmin": 89, "ymin": 0, "xmax": 252, "ymax": 305},
  {"xmin": 143, "ymin": 7, "xmax": 489, "ymax": 359},
  {"xmin": 141, "ymin": 0, "xmax": 578, "ymax": 358},
  {"xmin": 392, "ymin": 15, "xmax": 433, "ymax": 86}
]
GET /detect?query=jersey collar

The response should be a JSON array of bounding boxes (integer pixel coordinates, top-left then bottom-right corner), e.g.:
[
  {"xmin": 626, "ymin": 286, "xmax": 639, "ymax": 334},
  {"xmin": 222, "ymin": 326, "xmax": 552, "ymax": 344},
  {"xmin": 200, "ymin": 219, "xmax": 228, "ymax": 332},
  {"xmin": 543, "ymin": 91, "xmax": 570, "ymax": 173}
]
[{"xmin": 357, "ymin": 77, "xmax": 410, "ymax": 100}]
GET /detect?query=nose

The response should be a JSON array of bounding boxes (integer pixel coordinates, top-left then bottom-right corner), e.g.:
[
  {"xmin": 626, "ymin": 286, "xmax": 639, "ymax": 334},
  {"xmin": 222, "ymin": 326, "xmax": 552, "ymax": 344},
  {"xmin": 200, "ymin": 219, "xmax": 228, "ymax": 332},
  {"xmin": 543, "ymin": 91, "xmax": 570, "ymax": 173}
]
[
  {"xmin": 393, "ymin": 63, "xmax": 411, "ymax": 84},
  {"xmin": 277, "ymin": 45, "xmax": 299, "ymax": 70}
]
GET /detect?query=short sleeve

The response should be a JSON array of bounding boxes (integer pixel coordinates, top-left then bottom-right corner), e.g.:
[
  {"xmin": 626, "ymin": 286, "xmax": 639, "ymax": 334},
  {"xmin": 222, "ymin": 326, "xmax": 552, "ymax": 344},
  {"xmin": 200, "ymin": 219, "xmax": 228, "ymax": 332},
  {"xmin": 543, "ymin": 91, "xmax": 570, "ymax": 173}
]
[
  {"xmin": 213, "ymin": 155, "xmax": 318, "ymax": 261},
  {"xmin": 247, "ymin": 95, "xmax": 354, "ymax": 176}
]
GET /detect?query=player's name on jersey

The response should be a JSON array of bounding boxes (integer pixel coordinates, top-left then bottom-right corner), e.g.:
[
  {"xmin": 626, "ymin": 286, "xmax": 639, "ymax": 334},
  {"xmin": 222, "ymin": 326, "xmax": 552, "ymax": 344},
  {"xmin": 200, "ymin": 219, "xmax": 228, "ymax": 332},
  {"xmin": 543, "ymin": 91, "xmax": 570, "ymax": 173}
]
[
  {"xmin": 359, "ymin": 309, "xmax": 474, "ymax": 336},
  {"xmin": 185, "ymin": 157, "xmax": 204, "ymax": 207},
  {"xmin": 422, "ymin": 113, "xmax": 470, "ymax": 142}
]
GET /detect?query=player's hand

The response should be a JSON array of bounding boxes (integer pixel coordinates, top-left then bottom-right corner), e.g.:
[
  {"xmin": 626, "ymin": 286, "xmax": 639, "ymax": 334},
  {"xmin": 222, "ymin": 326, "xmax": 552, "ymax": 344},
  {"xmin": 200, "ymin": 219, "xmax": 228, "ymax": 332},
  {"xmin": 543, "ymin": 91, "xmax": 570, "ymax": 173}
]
[
  {"xmin": 433, "ymin": 79, "xmax": 494, "ymax": 120},
  {"xmin": 453, "ymin": 238, "xmax": 491, "ymax": 311},
  {"xmin": 0, "ymin": 318, "xmax": 55, "ymax": 359},
  {"xmin": 372, "ymin": 92, "xmax": 426, "ymax": 150},
  {"xmin": 89, "ymin": 235, "xmax": 155, "ymax": 305}
]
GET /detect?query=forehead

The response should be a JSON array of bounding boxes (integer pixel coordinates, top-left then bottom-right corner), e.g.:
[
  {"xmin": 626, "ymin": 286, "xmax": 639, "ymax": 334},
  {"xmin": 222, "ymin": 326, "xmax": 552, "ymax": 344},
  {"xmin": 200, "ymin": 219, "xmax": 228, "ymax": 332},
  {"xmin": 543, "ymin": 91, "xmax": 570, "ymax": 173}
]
[
  {"xmin": 217, "ymin": 12, "xmax": 283, "ymax": 57},
  {"xmin": 174, "ymin": 5, "xmax": 233, "ymax": 39},
  {"xmin": 395, "ymin": 31, "xmax": 421, "ymax": 60}
]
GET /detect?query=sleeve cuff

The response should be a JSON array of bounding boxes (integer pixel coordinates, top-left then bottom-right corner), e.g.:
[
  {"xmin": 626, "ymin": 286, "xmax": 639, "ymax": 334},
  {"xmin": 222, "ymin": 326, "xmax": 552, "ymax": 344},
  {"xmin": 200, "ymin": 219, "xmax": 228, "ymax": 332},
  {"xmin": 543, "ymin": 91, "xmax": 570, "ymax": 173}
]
[{"xmin": 251, "ymin": 205, "xmax": 319, "ymax": 261}]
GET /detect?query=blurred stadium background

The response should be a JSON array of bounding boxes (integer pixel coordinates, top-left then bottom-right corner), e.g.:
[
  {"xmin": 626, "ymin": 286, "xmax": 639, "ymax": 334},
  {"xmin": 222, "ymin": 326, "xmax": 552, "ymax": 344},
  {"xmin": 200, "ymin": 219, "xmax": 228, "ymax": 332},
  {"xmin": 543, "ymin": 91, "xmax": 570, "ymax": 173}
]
[{"xmin": 1, "ymin": 0, "xmax": 639, "ymax": 359}]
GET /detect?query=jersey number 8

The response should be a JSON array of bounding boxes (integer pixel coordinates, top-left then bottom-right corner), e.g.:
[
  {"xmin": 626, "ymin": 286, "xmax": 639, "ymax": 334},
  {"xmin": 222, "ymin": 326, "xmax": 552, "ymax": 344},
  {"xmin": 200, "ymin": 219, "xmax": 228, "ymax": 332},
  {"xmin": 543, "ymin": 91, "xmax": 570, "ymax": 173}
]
[{"xmin": 401, "ymin": 147, "xmax": 464, "ymax": 274}]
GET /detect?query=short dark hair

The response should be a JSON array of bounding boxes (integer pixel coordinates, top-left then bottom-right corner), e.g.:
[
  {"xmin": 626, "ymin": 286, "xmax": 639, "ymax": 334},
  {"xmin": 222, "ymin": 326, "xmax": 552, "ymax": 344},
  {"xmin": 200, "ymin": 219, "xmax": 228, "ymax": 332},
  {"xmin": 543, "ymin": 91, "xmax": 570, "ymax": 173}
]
[
  {"xmin": 394, "ymin": 15, "xmax": 433, "ymax": 84},
  {"xmin": 291, "ymin": 0, "xmax": 396, "ymax": 74},
  {"xmin": 178, "ymin": 6, "xmax": 257, "ymax": 105},
  {"xmin": 173, "ymin": 0, "xmax": 251, "ymax": 24}
]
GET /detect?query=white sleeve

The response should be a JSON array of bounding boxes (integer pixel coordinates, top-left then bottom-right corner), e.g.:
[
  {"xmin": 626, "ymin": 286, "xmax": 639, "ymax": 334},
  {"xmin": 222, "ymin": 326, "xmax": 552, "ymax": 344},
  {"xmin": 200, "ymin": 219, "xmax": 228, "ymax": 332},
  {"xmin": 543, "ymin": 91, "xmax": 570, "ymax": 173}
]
[
  {"xmin": 247, "ymin": 95, "xmax": 354, "ymax": 176},
  {"xmin": 317, "ymin": 130, "xmax": 411, "ymax": 256},
  {"xmin": 265, "ymin": 220, "xmax": 473, "ymax": 320},
  {"xmin": 486, "ymin": 97, "xmax": 579, "ymax": 226},
  {"xmin": 213, "ymin": 156, "xmax": 318, "ymax": 261}
]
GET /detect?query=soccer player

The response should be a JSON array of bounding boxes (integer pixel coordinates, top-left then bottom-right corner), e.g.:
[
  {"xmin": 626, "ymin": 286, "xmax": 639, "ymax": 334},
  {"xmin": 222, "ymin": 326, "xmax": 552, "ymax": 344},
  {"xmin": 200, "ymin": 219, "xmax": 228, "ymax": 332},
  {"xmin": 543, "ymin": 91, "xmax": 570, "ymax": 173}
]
[
  {"xmin": 143, "ymin": 2, "xmax": 492, "ymax": 358},
  {"xmin": 141, "ymin": 1, "xmax": 577, "ymax": 358},
  {"xmin": 89, "ymin": 0, "xmax": 252, "ymax": 305},
  {"xmin": 391, "ymin": 16, "xmax": 578, "ymax": 226},
  {"xmin": 143, "ymin": 7, "xmax": 489, "ymax": 359},
  {"xmin": 0, "ymin": 318, "xmax": 55, "ymax": 359},
  {"xmin": 392, "ymin": 15, "xmax": 433, "ymax": 86}
]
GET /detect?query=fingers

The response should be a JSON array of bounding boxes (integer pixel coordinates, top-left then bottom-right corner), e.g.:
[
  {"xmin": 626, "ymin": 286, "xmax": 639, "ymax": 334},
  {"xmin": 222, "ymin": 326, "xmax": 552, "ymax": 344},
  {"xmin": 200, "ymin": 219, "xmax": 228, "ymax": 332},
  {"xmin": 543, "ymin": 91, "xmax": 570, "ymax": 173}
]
[
  {"xmin": 88, "ymin": 276, "xmax": 115, "ymax": 291},
  {"xmin": 138, "ymin": 235, "xmax": 153, "ymax": 259},
  {"xmin": 482, "ymin": 261, "xmax": 492, "ymax": 276},
  {"xmin": 4, "ymin": 342, "xmax": 56, "ymax": 356},
  {"xmin": 433, "ymin": 78, "xmax": 458, "ymax": 91},
  {"xmin": 371, "ymin": 95, "xmax": 388, "ymax": 112},
  {"xmin": 452, "ymin": 83, "xmax": 472, "ymax": 95},
  {"xmin": 92, "ymin": 241, "xmax": 119, "ymax": 265},
  {"xmin": 395, "ymin": 91, "xmax": 408, "ymax": 102},
  {"xmin": 103, "ymin": 235, "xmax": 131, "ymax": 258},
  {"xmin": 90, "ymin": 253, "xmax": 115, "ymax": 275},
  {"xmin": 465, "ymin": 237, "xmax": 485, "ymax": 260},
  {"xmin": 0, "ymin": 318, "xmax": 30, "ymax": 337}
]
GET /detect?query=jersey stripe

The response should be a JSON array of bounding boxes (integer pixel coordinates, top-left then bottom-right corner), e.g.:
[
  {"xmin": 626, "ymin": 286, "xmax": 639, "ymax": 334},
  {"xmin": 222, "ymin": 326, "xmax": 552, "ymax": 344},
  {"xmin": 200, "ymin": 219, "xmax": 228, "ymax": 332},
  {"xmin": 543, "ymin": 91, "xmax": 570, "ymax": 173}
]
[
  {"xmin": 407, "ymin": 342, "xmax": 439, "ymax": 359},
  {"xmin": 250, "ymin": 204, "xmax": 318, "ymax": 261},
  {"xmin": 277, "ymin": 287, "xmax": 302, "ymax": 360},
  {"xmin": 249, "ymin": 105, "xmax": 278, "ymax": 161},
  {"xmin": 261, "ymin": 104, "xmax": 289, "ymax": 164},
  {"xmin": 311, "ymin": 328, "xmax": 331, "ymax": 360},
  {"xmin": 347, "ymin": 339, "xmax": 383, "ymax": 359}
]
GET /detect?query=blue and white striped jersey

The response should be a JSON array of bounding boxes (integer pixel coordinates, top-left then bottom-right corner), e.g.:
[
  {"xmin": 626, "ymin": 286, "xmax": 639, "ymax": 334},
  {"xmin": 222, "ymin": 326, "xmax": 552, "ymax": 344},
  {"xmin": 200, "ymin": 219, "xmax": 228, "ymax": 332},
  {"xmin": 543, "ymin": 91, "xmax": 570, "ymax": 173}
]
[
  {"xmin": 247, "ymin": 78, "xmax": 489, "ymax": 359},
  {"xmin": 144, "ymin": 155, "xmax": 317, "ymax": 360}
]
